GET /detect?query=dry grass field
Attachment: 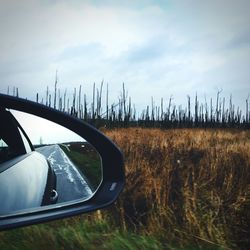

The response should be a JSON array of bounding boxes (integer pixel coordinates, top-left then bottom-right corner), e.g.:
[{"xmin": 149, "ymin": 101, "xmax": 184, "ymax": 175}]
[
  {"xmin": 103, "ymin": 128, "xmax": 250, "ymax": 249},
  {"xmin": 1, "ymin": 128, "xmax": 249, "ymax": 249}
]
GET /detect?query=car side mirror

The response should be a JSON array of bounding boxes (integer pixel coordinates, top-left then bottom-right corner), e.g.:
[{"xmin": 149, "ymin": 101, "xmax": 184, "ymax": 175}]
[{"xmin": 0, "ymin": 93, "xmax": 124, "ymax": 230}]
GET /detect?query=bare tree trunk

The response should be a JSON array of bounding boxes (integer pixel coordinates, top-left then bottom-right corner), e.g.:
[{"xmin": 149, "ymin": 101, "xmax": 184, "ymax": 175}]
[
  {"xmin": 54, "ymin": 70, "xmax": 58, "ymax": 109},
  {"xmin": 92, "ymin": 82, "xmax": 95, "ymax": 120},
  {"xmin": 78, "ymin": 85, "xmax": 82, "ymax": 118},
  {"xmin": 46, "ymin": 86, "xmax": 49, "ymax": 106}
]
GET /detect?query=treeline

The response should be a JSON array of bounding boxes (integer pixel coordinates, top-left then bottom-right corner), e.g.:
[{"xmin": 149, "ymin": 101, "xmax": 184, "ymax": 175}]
[{"xmin": 8, "ymin": 80, "xmax": 250, "ymax": 129}]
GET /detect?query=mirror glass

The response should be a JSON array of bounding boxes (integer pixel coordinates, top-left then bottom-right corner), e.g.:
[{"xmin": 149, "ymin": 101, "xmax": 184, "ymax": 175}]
[{"xmin": 0, "ymin": 108, "xmax": 102, "ymax": 216}]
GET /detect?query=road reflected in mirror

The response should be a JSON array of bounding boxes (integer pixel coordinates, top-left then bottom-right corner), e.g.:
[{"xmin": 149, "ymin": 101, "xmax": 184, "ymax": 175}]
[
  {"xmin": 0, "ymin": 109, "xmax": 102, "ymax": 216},
  {"xmin": 36, "ymin": 142, "xmax": 98, "ymax": 203}
]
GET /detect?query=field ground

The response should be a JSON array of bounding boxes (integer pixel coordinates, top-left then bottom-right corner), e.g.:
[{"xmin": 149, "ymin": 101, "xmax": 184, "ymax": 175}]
[{"xmin": 1, "ymin": 128, "xmax": 250, "ymax": 249}]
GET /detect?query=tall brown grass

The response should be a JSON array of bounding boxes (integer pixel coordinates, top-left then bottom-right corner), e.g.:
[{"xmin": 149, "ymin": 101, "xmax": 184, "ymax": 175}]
[
  {"xmin": 102, "ymin": 128, "xmax": 250, "ymax": 249},
  {"xmin": 1, "ymin": 128, "xmax": 249, "ymax": 249}
]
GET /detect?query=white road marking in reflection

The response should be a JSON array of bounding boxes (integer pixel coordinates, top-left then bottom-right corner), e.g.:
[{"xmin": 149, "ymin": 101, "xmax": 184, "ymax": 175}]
[{"xmin": 47, "ymin": 150, "xmax": 57, "ymax": 165}]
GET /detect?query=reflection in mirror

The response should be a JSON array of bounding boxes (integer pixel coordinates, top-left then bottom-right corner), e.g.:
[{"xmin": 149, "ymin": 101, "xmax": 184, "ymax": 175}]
[{"xmin": 0, "ymin": 109, "xmax": 102, "ymax": 216}]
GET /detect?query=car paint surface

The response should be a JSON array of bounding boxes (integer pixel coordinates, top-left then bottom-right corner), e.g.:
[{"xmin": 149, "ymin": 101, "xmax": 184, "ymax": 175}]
[{"xmin": 0, "ymin": 151, "xmax": 49, "ymax": 215}]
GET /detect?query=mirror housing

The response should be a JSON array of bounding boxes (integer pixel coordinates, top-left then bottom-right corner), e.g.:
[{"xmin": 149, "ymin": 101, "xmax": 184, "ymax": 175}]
[{"xmin": 0, "ymin": 93, "xmax": 124, "ymax": 230}]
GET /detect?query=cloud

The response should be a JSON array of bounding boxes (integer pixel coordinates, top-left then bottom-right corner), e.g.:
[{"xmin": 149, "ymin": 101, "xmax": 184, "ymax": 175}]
[
  {"xmin": 225, "ymin": 29, "xmax": 250, "ymax": 50},
  {"xmin": 127, "ymin": 41, "xmax": 165, "ymax": 63},
  {"xmin": 57, "ymin": 43, "xmax": 104, "ymax": 61},
  {"xmin": 0, "ymin": 0, "xmax": 249, "ymax": 113}
]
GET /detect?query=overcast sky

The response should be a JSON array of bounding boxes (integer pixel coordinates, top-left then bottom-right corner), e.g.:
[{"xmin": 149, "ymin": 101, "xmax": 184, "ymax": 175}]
[
  {"xmin": 12, "ymin": 110, "xmax": 83, "ymax": 144},
  {"xmin": 0, "ymin": 0, "xmax": 249, "ymax": 113}
]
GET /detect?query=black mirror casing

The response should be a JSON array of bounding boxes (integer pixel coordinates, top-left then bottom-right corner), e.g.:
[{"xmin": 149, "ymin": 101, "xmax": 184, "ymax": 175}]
[{"xmin": 0, "ymin": 93, "xmax": 124, "ymax": 230}]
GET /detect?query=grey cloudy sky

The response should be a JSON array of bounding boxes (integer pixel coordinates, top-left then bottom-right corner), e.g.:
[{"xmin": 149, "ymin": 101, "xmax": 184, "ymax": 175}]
[{"xmin": 0, "ymin": 0, "xmax": 249, "ymax": 113}]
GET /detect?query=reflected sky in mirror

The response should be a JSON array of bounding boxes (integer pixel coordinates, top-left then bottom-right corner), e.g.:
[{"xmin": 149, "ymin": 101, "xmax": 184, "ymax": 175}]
[{"xmin": 10, "ymin": 110, "xmax": 83, "ymax": 145}]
